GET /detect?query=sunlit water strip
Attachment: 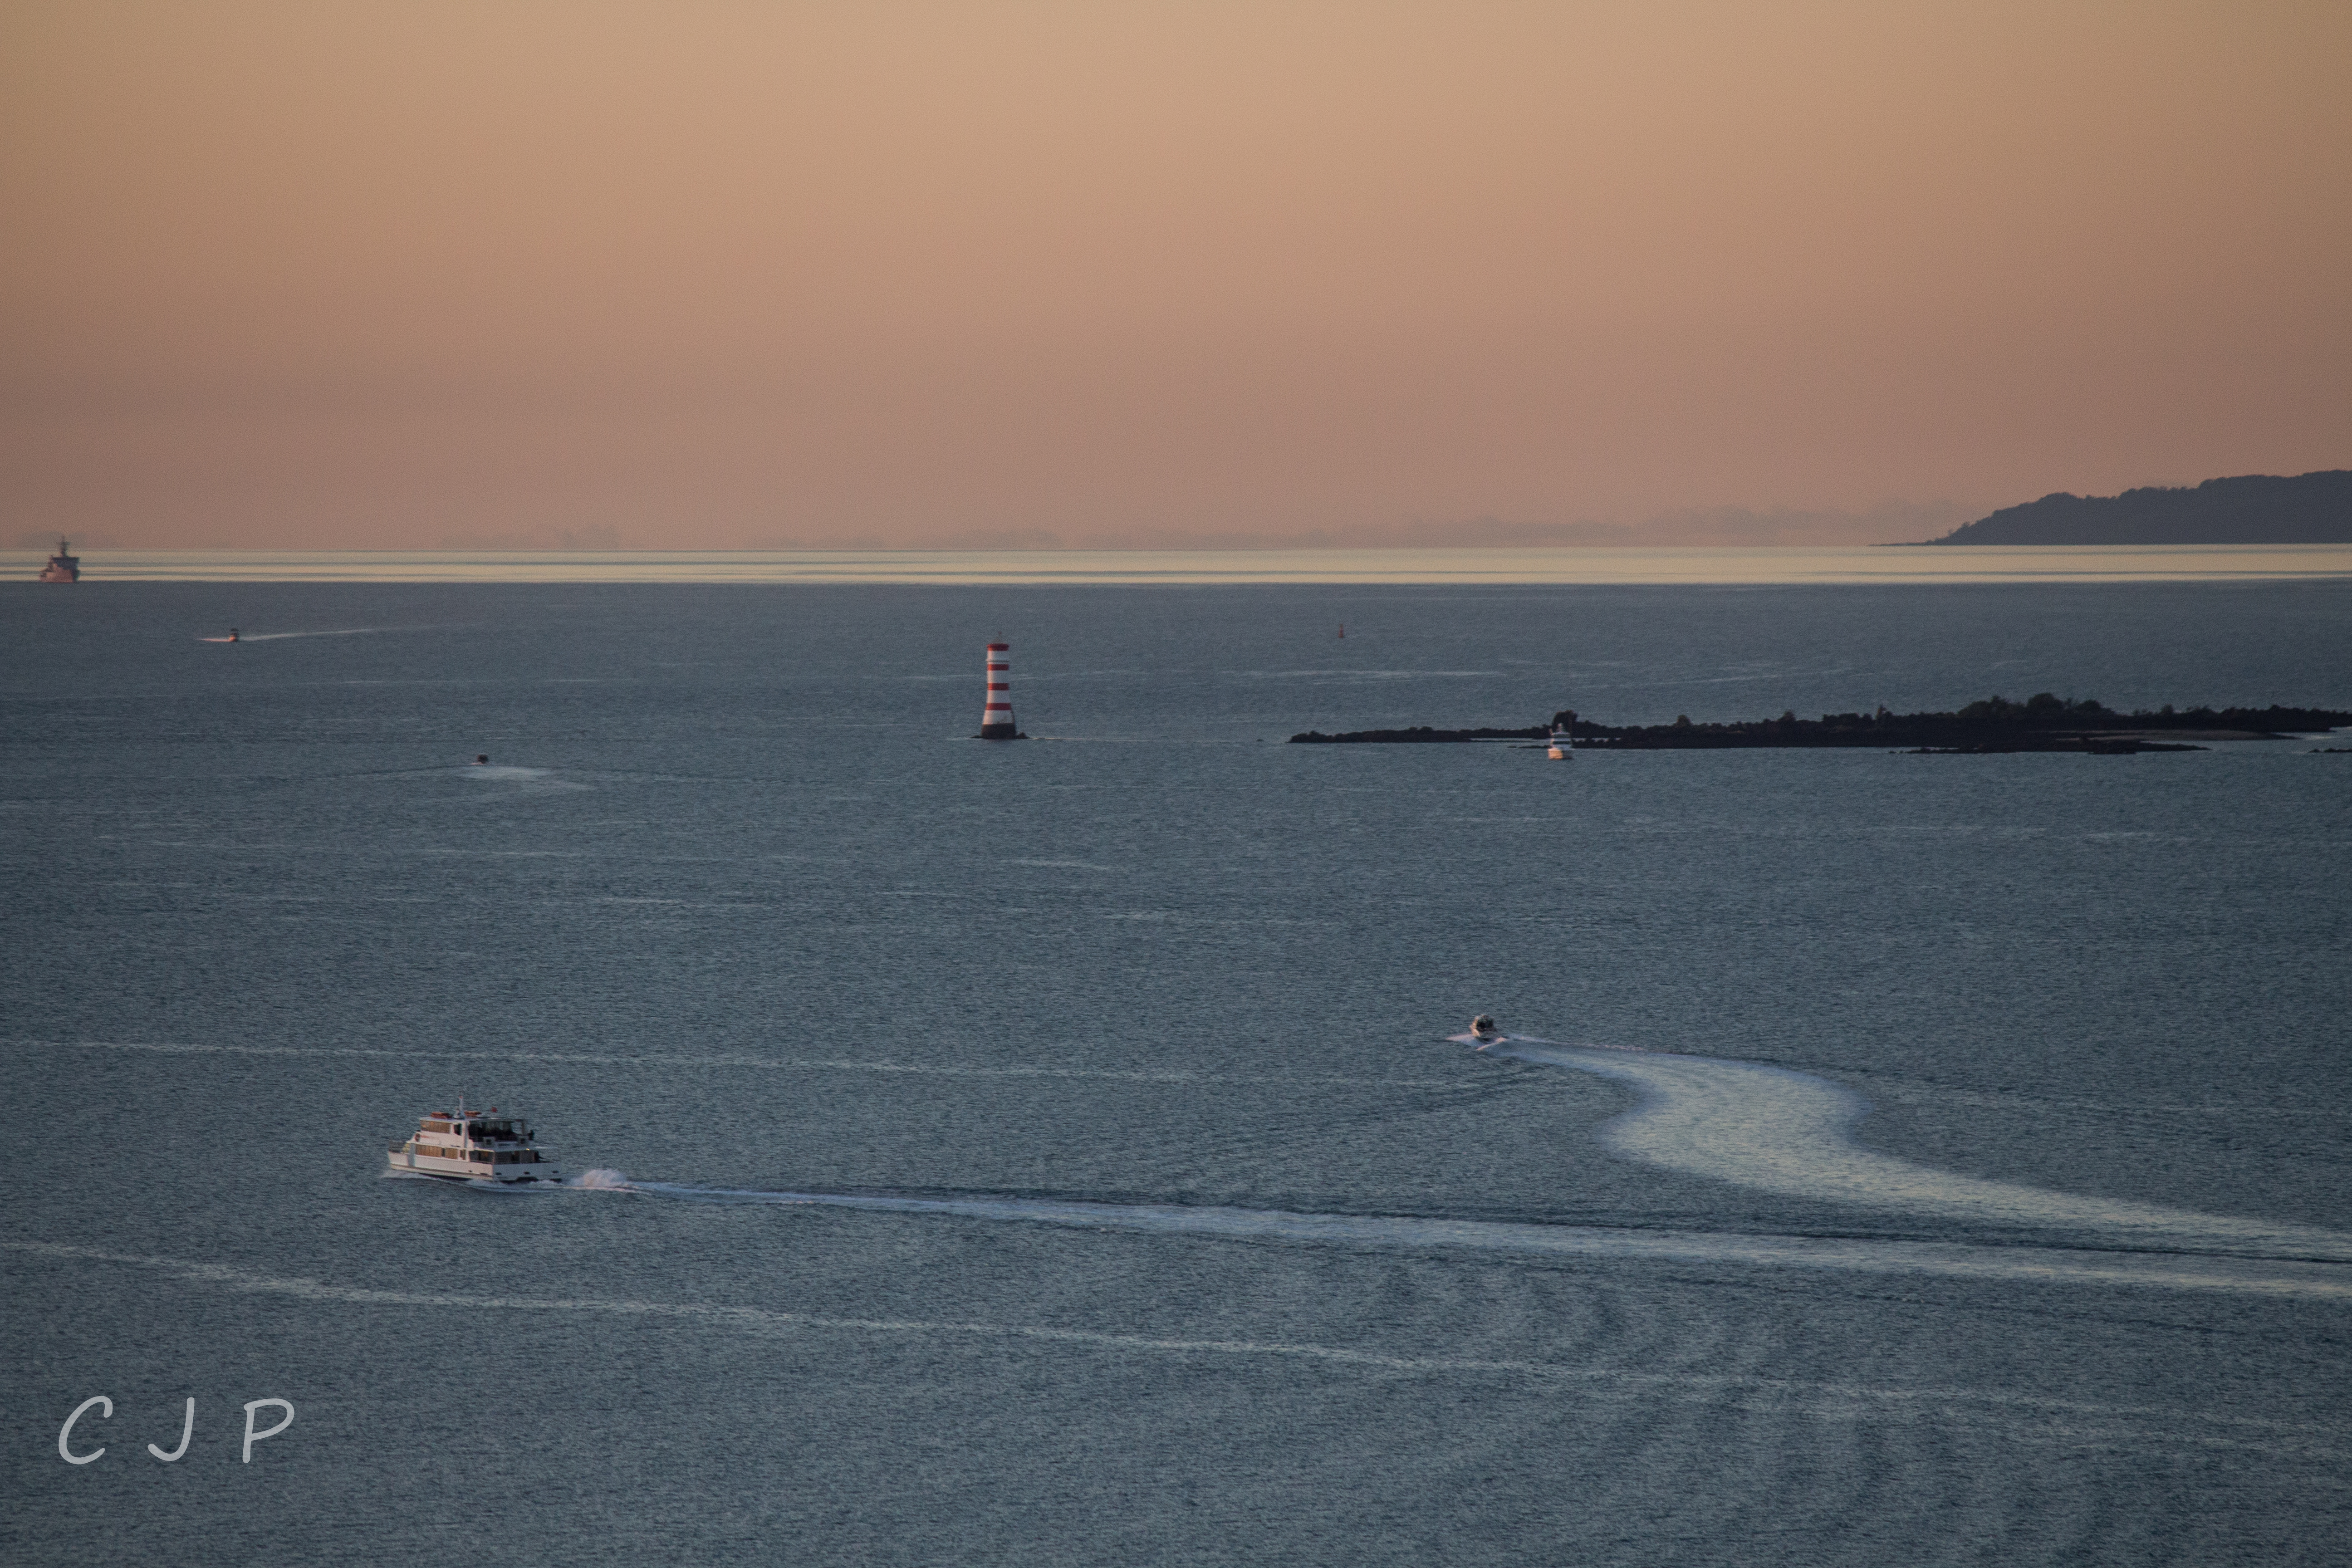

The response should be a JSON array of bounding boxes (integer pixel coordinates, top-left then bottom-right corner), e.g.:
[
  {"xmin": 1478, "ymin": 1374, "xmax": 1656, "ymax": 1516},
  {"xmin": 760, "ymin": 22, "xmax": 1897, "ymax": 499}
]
[
  {"xmin": 14, "ymin": 545, "xmax": 2352, "ymax": 584},
  {"xmin": 7, "ymin": 1240, "xmax": 2344, "ymax": 1464}
]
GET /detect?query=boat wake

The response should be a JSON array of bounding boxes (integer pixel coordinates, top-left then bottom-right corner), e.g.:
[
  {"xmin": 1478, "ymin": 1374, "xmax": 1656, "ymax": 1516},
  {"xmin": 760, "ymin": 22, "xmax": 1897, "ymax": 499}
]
[
  {"xmin": 553, "ymin": 1184, "xmax": 2352, "ymax": 1302},
  {"xmin": 520, "ymin": 1030, "xmax": 2352, "ymax": 1298},
  {"xmin": 554, "ymin": 1180, "xmax": 2352, "ymax": 1298},
  {"xmin": 1453, "ymin": 1033, "xmax": 2352, "ymax": 1263},
  {"xmin": 462, "ymin": 764, "xmax": 590, "ymax": 791}
]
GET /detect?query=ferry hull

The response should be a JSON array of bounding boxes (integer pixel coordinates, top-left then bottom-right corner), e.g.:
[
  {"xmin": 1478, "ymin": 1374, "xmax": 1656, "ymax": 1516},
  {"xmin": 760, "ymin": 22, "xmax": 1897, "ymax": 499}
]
[{"xmin": 387, "ymin": 1147, "xmax": 560, "ymax": 1184}]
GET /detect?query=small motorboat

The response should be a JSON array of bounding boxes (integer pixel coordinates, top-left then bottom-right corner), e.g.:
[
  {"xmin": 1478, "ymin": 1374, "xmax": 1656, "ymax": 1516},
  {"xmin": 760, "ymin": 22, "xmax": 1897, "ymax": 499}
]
[
  {"xmin": 387, "ymin": 1100, "xmax": 559, "ymax": 1184},
  {"xmin": 1469, "ymin": 1014, "xmax": 1503, "ymax": 1045}
]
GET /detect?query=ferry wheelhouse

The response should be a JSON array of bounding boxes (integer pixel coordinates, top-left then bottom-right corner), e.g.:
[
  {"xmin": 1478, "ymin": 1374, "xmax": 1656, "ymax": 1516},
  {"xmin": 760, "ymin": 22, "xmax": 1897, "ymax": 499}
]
[{"xmin": 388, "ymin": 1104, "xmax": 559, "ymax": 1184}]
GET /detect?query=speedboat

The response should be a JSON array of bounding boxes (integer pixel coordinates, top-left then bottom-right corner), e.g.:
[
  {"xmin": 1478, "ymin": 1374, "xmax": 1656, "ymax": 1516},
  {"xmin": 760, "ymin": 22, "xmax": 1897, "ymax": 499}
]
[
  {"xmin": 387, "ymin": 1101, "xmax": 559, "ymax": 1184},
  {"xmin": 1469, "ymin": 1014, "xmax": 1503, "ymax": 1044}
]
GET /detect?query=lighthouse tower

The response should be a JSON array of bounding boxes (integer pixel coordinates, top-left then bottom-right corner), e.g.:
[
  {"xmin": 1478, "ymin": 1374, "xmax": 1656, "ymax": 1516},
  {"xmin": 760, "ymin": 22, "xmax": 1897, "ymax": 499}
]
[{"xmin": 979, "ymin": 643, "xmax": 1020, "ymax": 739}]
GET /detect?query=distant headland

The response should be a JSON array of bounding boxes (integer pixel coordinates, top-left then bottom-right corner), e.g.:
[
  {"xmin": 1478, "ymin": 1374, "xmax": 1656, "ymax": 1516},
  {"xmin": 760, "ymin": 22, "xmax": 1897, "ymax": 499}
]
[
  {"xmin": 1290, "ymin": 695, "xmax": 2352, "ymax": 754},
  {"xmin": 1916, "ymin": 470, "xmax": 2352, "ymax": 546}
]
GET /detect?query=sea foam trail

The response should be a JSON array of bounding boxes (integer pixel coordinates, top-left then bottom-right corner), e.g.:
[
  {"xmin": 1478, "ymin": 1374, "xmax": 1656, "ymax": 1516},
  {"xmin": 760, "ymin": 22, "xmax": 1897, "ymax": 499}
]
[
  {"xmin": 589, "ymin": 1180, "xmax": 2352, "ymax": 1299},
  {"xmin": 460, "ymin": 764, "xmax": 593, "ymax": 792},
  {"xmin": 1471, "ymin": 1035, "xmax": 2352, "ymax": 1263}
]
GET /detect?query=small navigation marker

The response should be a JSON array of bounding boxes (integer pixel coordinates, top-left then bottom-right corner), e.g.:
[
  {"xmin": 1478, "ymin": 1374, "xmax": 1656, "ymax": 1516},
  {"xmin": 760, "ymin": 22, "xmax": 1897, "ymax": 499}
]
[{"xmin": 978, "ymin": 642, "xmax": 1025, "ymax": 739}]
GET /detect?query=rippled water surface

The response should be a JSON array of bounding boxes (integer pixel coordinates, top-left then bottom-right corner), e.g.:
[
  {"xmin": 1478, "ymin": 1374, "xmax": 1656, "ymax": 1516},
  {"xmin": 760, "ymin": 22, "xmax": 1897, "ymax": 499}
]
[{"xmin": 6, "ymin": 579, "xmax": 2351, "ymax": 1565}]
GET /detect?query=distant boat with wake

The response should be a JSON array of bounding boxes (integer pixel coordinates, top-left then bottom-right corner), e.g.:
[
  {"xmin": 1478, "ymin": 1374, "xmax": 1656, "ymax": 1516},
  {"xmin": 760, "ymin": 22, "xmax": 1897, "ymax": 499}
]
[
  {"xmin": 37, "ymin": 538, "xmax": 79, "ymax": 583},
  {"xmin": 1549, "ymin": 709, "xmax": 1575, "ymax": 759}
]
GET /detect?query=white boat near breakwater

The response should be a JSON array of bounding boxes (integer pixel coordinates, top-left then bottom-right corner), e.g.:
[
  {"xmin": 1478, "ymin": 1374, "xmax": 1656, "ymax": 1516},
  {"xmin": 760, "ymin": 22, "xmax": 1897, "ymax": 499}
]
[{"xmin": 387, "ymin": 1102, "xmax": 559, "ymax": 1184}]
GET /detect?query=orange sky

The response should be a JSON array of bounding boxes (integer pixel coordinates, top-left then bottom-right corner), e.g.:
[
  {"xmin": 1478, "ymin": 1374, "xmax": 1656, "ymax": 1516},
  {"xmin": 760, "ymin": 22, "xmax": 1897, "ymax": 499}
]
[{"xmin": 4, "ymin": 1, "xmax": 2347, "ymax": 549}]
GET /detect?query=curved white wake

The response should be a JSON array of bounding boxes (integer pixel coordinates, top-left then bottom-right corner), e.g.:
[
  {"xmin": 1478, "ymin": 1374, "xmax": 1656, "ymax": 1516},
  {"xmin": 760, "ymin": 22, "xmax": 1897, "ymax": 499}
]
[
  {"xmin": 1465, "ymin": 1034, "xmax": 2352, "ymax": 1262},
  {"xmin": 523, "ymin": 1034, "xmax": 2352, "ymax": 1297}
]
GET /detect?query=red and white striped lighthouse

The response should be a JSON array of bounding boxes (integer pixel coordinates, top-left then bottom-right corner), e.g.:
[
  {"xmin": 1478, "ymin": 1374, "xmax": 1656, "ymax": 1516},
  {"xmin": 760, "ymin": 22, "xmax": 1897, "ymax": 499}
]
[{"xmin": 979, "ymin": 642, "xmax": 1019, "ymax": 739}]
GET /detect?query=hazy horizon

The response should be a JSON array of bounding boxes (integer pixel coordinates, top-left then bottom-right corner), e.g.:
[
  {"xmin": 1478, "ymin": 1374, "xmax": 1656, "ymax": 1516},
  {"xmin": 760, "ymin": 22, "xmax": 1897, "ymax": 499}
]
[
  {"xmin": 13, "ymin": 543, "xmax": 2351, "ymax": 588},
  {"xmin": 5, "ymin": 2, "xmax": 2347, "ymax": 549}
]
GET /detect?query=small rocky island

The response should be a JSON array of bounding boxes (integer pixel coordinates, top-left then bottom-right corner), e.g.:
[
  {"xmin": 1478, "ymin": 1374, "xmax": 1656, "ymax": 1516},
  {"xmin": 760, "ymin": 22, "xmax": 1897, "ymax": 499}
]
[{"xmin": 1290, "ymin": 695, "xmax": 2352, "ymax": 754}]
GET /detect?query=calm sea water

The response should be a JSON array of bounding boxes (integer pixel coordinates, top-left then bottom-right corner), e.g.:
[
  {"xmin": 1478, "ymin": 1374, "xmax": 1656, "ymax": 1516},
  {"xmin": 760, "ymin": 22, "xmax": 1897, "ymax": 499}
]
[{"xmin": 6, "ymin": 578, "xmax": 2351, "ymax": 1565}]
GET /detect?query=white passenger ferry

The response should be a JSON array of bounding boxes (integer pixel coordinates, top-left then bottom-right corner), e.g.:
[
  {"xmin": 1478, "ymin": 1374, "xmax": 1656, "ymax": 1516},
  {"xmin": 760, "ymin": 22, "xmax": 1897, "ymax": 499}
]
[{"xmin": 387, "ymin": 1102, "xmax": 559, "ymax": 1184}]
